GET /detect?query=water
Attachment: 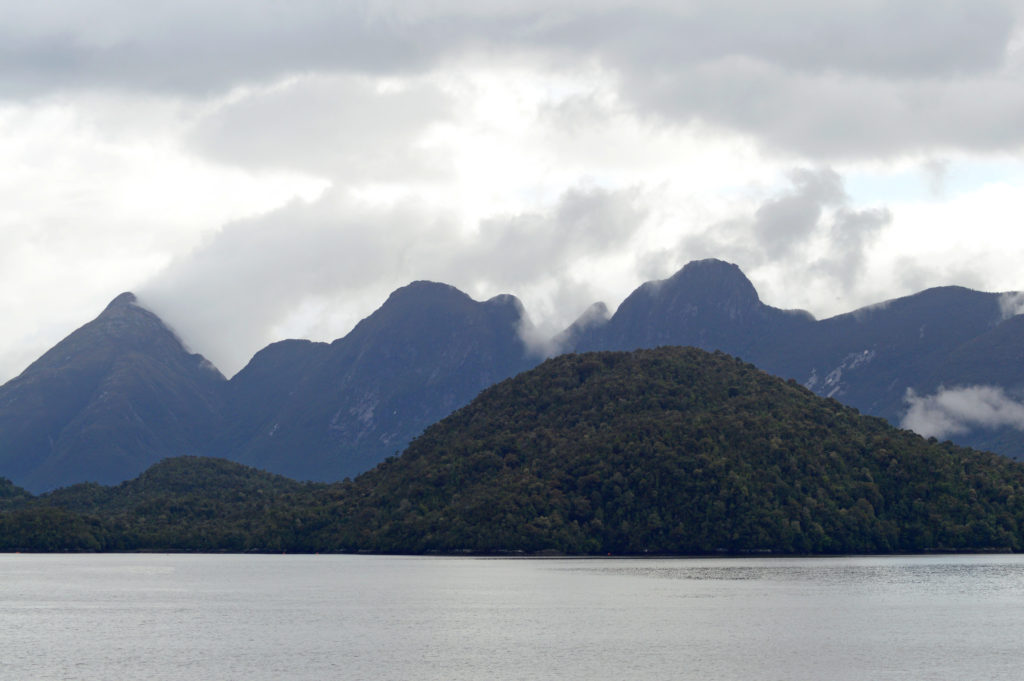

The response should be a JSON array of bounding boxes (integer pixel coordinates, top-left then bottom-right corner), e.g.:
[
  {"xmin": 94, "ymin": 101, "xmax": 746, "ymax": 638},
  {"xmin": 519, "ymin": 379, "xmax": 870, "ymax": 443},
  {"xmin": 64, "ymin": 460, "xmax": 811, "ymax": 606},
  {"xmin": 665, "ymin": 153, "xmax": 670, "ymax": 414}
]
[{"xmin": 2, "ymin": 554, "xmax": 1023, "ymax": 680}]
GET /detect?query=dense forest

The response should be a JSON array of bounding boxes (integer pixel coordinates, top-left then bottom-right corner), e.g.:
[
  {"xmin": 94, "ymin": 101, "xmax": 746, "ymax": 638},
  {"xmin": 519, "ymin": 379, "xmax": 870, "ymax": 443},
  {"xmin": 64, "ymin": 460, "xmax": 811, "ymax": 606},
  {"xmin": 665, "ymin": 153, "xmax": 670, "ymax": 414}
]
[{"xmin": 4, "ymin": 347, "xmax": 1024, "ymax": 554}]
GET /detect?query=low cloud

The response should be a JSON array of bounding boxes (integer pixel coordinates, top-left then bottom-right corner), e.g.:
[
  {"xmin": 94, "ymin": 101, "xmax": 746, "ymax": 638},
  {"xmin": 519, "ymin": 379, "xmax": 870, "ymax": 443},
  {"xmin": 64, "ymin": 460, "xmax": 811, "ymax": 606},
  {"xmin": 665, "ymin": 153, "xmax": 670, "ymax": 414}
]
[
  {"xmin": 656, "ymin": 167, "xmax": 891, "ymax": 315},
  {"xmin": 901, "ymin": 385, "xmax": 1024, "ymax": 439},
  {"xmin": 999, "ymin": 291, "xmax": 1024, "ymax": 319},
  {"xmin": 138, "ymin": 184, "xmax": 650, "ymax": 375}
]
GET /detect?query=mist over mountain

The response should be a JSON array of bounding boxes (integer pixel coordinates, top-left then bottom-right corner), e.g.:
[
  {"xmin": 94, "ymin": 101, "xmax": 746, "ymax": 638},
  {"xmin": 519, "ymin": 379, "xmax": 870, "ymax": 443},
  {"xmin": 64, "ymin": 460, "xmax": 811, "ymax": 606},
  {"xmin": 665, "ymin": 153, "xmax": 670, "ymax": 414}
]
[{"xmin": 0, "ymin": 259, "xmax": 1021, "ymax": 492}]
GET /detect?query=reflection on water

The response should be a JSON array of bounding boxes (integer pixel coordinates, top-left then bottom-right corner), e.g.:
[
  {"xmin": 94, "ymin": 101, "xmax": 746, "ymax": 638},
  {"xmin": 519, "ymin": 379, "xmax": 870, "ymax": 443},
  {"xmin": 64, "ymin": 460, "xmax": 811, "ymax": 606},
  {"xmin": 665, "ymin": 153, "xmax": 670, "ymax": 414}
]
[{"xmin": 2, "ymin": 554, "xmax": 1022, "ymax": 681}]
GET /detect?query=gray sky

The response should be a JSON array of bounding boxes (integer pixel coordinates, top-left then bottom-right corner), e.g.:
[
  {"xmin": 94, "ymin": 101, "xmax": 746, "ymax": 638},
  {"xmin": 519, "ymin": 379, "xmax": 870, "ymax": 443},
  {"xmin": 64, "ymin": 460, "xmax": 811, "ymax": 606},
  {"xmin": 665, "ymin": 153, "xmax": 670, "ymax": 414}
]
[{"xmin": 2, "ymin": 0, "xmax": 1024, "ymax": 380}]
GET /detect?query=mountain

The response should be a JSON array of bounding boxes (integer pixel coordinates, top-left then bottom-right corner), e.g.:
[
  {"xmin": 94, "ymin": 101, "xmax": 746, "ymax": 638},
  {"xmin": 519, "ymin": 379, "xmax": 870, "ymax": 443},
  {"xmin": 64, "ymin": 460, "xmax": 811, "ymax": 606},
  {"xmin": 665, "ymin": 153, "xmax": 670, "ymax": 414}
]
[
  {"xmin": 567, "ymin": 259, "xmax": 1023, "ymax": 458},
  {"xmin": 214, "ymin": 281, "xmax": 536, "ymax": 481},
  {"xmin": 573, "ymin": 259, "xmax": 815, "ymax": 358},
  {"xmin": 1, "ymin": 259, "xmax": 1020, "ymax": 492},
  {"xmin": 312, "ymin": 347, "xmax": 1024, "ymax": 554},
  {"xmin": 0, "ymin": 293, "xmax": 226, "ymax": 492},
  {"xmin": 6, "ymin": 349, "xmax": 1024, "ymax": 554}
]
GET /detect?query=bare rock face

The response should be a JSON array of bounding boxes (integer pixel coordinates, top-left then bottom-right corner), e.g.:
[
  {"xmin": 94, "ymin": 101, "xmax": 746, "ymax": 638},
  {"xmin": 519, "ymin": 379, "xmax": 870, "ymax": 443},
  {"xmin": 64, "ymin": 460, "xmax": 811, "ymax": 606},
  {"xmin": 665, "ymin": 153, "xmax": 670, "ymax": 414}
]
[{"xmin": 0, "ymin": 293, "xmax": 226, "ymax": 492}]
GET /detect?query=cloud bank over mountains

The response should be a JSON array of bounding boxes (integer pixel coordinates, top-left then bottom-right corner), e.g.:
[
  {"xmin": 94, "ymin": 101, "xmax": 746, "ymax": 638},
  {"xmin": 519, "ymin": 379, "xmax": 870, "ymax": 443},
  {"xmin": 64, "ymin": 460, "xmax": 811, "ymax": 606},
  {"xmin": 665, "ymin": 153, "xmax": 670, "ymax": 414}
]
[{"xmin": 1, "ymin": 0, "xmax": 1023, "ymax": 381}]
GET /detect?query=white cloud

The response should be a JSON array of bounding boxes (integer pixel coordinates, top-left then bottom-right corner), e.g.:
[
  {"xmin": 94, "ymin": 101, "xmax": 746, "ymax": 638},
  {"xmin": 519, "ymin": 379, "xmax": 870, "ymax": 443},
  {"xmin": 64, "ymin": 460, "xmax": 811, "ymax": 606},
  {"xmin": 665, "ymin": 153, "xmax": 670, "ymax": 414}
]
[
  {"xmin": 999, "ymin": 292, "xmax": 1024, "ymax": 320},
  {"xmin": 0, "ymin": 95, "xmax": 325, "ymax": 382},
  {"xmin": 902, "ymin": 385, "xmax": 1024, "ymax": 440},
  {"xmin": 645, "ymin": 167, "xmax": 892, "ymax": 317},
  {"xmin": 138, "ymin": 184, "xmax": 652, "ymax": 375},
  {"xmin": 187, "ymin": 74, "xmax": 454, "ymax": 180},
  {"xmin": 1, "ymin": 0, "xmax": 1024, "ymax": 389}
]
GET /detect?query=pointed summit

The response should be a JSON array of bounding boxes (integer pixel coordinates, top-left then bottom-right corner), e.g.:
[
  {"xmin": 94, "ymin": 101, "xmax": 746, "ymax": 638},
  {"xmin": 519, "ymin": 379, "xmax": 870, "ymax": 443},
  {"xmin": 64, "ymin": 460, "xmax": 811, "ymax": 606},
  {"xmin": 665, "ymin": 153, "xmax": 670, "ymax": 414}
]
[
  {"xmin": 104, "ymin": 291, "xmax": 138, "ymax": 310},
  {"xmin": 0, "ymin": 293, "xmax": 226, "ymax": 492}
]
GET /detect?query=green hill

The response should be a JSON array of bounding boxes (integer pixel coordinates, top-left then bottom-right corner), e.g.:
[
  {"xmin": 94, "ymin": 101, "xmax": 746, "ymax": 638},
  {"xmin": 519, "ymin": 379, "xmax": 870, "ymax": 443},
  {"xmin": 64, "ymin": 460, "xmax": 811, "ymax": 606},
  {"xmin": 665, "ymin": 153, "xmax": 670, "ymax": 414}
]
[
  {"xmin": 4, "ymin": 347, "xmax": 1024, "ymax": 555},
  {"xmin": 314, "ymin": 347, "xmax": 1024, "ymax": 554},
  {"xmin": 0, "ymin": 457, "xmax": 327, "ymax": 552}
]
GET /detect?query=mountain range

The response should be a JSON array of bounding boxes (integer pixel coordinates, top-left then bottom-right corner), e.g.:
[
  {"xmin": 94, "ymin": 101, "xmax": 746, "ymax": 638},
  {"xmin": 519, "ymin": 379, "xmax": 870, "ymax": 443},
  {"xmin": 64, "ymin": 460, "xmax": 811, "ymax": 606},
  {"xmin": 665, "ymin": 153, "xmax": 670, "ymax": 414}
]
[
  {"xmin": 1, "ymin": 258, "xmax": 1021, "ymax": 492},
  {"xmin": 6, "ymin": 347, "xmax": 1024, "ymax": 554}
]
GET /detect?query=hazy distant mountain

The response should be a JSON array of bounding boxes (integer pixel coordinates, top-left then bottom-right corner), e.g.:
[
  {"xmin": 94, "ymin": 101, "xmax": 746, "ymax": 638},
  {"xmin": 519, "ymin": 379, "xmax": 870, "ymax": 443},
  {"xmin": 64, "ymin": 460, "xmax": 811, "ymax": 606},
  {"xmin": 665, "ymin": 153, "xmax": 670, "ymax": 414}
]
[
  {"xmin": 215, "ymin": 281, "xmax": 535, "ymax": 481},
  {"xmin": 0, "ymin": 293, "xmax": 226, "ymax": 492}
]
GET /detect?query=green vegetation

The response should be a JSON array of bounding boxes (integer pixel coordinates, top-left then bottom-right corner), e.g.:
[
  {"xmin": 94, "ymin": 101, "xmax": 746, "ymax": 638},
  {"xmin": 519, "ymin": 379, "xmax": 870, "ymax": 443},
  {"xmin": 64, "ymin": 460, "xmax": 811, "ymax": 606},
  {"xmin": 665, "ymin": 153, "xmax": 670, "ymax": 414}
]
[
  {"xmin": 316, "ymin": 348, "xmax": 1024, "ymax": 554},
  {"xmin": 5, "ymin": 348, "xmax": 1024, "ymax": 554},
  {"xmin": 0, "ymin": 457, "xmax": 328, "ymax": 552}
]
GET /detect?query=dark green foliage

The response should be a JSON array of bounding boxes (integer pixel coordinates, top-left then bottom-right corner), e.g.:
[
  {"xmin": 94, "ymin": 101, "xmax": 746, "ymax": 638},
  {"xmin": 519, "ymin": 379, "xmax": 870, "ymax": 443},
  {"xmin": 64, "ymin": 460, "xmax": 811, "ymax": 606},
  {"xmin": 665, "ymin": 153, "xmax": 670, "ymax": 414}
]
[
  {"xmin": 313, "ymin": 348, "xmax": 1024, "ymax": 555},
  {"xmin": 0, "ymin": 457, "xmax": 334, "ymax": 552},
  {"xmin": 0, "ymin": 477, "xmax": 31, "ymax": 500}
]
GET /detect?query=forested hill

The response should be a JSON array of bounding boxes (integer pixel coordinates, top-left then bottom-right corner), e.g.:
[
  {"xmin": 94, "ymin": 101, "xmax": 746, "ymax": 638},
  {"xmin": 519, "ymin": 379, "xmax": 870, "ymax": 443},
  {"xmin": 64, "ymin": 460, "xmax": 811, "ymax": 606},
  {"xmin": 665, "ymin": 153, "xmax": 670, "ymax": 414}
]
[
  {"xmin": 5, "ymin": 347, "xmax": 1024, "ymax": 554},
  {"xmin": 318, "ymin": 348, "xmax": 1024, "ymax": 554}
]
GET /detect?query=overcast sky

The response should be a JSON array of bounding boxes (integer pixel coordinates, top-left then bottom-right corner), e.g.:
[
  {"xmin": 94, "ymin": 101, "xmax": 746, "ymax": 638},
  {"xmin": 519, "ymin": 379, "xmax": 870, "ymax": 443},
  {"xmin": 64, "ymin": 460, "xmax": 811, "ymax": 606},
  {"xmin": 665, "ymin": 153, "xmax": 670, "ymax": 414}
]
[{"xmin": 2, "ymin": 0, "xmax": 1024, "ymax": 381}]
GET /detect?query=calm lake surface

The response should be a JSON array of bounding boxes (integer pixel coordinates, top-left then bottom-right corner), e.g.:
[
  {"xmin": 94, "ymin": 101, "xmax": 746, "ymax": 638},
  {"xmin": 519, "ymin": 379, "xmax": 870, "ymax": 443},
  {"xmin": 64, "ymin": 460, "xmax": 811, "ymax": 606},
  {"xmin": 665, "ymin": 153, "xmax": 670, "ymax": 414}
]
[{"xmin": 3, "ymin": 553, "xmax": 1023, "ymax": 680}]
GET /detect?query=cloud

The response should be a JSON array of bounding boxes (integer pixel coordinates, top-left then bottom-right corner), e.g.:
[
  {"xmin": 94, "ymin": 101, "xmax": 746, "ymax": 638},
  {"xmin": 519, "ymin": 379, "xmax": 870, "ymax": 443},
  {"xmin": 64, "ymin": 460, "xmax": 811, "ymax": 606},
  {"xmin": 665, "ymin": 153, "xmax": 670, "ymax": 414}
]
[
  {"xmin": 922, "ymin": 158, "xmax": 950, "ymax": 198},
  {"xmin": 0, "ymin": 2, "xmax": 451, "ymax": 96},
  {"xmin": 658, "ymin": 167, "xmax": 890, "ymax": 314},
  {"xmin": 751, "ymin": 168, "xmax": 845, "ymax": 258},
  {"xmin": 138, "ymin": 183, "xmax": 650, "ymax": 375},
  {"xmin": 2, "ymin": 1, "xmax": 1022, "ymax": 159},
  {"xmin": 459, "ymin": 185, "xmax": 648, "ymax": 287},
  {"xmin": 999, "ymin": 291, "xmax": 1024, "ymax": 319},
  {"xmin": 4, "ymin": 0, "xmax": 1024, "ymax": 387},
  {"xmin": 901, "ymin": 385, "xmax": 1024, "ymax": 439},
  {"xmin": 187, "ymin": 74, "xmax": 453, "ymax": 180},
  {"xmin": 538, "ymin": 1, "xmax": 1024, "ymax": 158}
]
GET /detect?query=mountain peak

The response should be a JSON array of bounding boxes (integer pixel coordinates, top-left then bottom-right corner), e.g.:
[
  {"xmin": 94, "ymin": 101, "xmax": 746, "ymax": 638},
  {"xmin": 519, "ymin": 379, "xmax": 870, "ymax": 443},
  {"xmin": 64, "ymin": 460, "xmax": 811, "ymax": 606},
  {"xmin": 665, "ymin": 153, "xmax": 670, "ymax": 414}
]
[
  {"xmin": 0, "ymin": 292, "xmax": 227, "ymax": 491},
  {"xmin": 104, "ymin": 291, "xmax": 138, "ymax": 310},
  {"xmin": 384, "ymin": 280, "xmax": 472, "ymax": 309},
  {"xmin": 658, "ymin": 259, "xmax": 760, "ymax": 305}
]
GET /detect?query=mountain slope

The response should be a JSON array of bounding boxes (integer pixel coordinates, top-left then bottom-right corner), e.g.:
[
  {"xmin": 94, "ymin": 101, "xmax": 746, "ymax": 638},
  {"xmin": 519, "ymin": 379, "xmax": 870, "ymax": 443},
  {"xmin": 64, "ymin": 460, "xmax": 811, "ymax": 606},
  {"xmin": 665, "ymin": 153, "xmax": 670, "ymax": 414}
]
[
  {"xmin": 318, "ymin": 347, "xmax": 1024, "ymax": 554},
  {"xmin": 0, "ymin": 293, "xmax": 226, "ymax": 492},
  {"xmin": 566, "ymin": 260, "xmax": 1022, "ymax": 458},
  {"xmin": 217, "ymin": 281, "xmax": 536, "ymax": 481},
  {"xmin": 1, "ymin": 259, "xmax": 1020, "ymax": 491}
]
